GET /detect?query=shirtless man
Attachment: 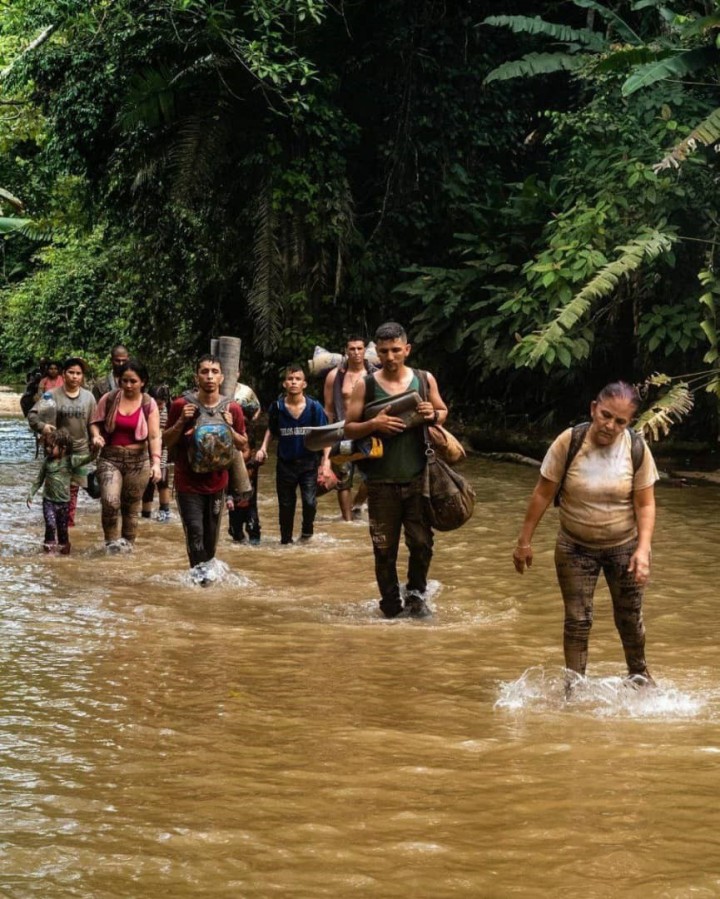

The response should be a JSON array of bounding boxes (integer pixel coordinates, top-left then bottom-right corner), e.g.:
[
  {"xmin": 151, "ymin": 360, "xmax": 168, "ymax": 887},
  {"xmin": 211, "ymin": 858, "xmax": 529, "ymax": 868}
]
[{"xmin": 323, "ymin": 335, "xmax": 375, "ymax": 521}]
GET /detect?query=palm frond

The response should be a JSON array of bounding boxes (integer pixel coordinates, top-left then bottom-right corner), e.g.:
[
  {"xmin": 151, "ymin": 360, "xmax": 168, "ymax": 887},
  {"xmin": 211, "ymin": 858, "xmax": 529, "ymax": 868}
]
[
  {"xmin": 653, "ymin": 107, "xmax": 720, "ymax": 173},
  {"xmin": 248, "ymin": 183, "xmax": 283, "ymax": 355},
  {"xmin": 594, "ymin": 46, "xmax": 673, "ymax": 74},
  {"xmin": 514, "ymin": 230, "xmax": 676, "ymax": 368},
  {"xmin": 119, "ymin": 65, "xmax": 178, "ymax": 132},
  {"xmin": 485, "ymin": 53, "xmax": 585, "ymax": 84},
  {"xmin": 635, "ymin": 380, "xmax": 694, "ymax": 441},
  {"xmin": 622, "ymin": 47, "xmax": 719, "ymax": 96},
  {"xmin": 680, "ymin": 14, "xmax": 720, "ymax": 39},
  {"xmin": 482, "ymin": 15, "xmax": 606, "ymax": 50}
]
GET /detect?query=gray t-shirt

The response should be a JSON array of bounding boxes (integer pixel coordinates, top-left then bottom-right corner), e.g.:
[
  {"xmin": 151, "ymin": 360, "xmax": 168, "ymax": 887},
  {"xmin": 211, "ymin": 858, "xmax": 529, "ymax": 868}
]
[{"xmin": 28, "ymin": 386, "xmax": 97, "ymax": 455}]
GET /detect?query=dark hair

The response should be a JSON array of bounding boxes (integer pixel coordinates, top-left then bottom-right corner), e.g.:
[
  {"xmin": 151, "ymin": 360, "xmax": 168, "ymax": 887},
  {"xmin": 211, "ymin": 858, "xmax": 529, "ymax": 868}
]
[
  {"xmin": 284, "ymin": 363, "xmax": 305, "ymax": 378},
  {"xmin": 196, "ymin": 354, "xmax": 222, "ymax": 372},
  {"xmin": 346, "ymin": 334, "xmax": 366, "ymax": 346},
  {"xmin": 595, "ymin": 381, "xmax": 640, "ymax": 411},
  {"xmin": 150, "ymin": 384, "xmax": 171, "ymax": 404},
  {"xmin": 46, "ymin": 427, "xmax": 73, "ymax": 455},
  {"xmin": 111, "ymin": 344, "xmax": 129, "ymax": 357},
  {"xmin": 374, "ymin": 322, "xmax": 407, "ymax": 343},
  {"xmin": 118, "ymin": 359, "xmax": 149, "ymax": 390},
  {"xmin": 62, "ymin": 357, "xmax": 87, "ymax": 373},
  {"xmin": 46, "ymin": 360, "xmax": 60, "ymax": 371}
]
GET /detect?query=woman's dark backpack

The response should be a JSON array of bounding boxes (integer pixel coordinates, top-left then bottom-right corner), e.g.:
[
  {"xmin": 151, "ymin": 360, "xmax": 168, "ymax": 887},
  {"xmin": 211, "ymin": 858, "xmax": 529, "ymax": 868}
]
[{"xmin": 554, "ymin": 422, "xmax": 646, "ymax": 507}]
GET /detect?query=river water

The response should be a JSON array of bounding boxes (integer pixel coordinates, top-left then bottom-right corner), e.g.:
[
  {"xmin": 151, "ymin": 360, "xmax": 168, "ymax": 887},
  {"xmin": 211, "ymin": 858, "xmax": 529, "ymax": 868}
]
[{"xmin": 1, "ymin": 416, "xmax": 719, "ymax": 898}]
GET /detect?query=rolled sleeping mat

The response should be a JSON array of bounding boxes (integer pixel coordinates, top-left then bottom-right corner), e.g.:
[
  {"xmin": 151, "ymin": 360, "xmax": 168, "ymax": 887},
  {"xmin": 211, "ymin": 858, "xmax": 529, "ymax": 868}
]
[
  {"xmin": 218, "ymin": 335, "xmax": 242, "ymax": 397},
  {"xmin": 363, "ymin": 390, "xmax": 425, "ymax": 429},
  {"xmin": 307, "ymin": 346, "xmax": 344, "ymax": 377},
  {"xmin": 210, "ymin": 338, "xmax": 219, "ymax": 356},
  {"xmin": 304, "ymin": 420, "xmax": 346, "ymax": 451},
  {"xmin": 364, "ymin": 341, "xmax": 380, "ymax": 367}
]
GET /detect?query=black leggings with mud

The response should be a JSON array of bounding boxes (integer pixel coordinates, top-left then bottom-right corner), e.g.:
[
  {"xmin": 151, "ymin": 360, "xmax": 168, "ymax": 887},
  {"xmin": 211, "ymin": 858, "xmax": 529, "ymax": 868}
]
[{"xmin": 555, "ymin": 534, "xmax": 648, "ymax": 677}]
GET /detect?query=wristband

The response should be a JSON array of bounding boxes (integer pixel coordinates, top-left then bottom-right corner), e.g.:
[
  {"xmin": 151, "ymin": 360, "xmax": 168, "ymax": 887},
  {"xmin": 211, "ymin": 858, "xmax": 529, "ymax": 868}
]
[
  {"xmin": 151, "ymin": 454, "xmax": 162, "ymax": 460},
  {"xmin": 516, "ymin": 543, "xmax": 531, "ymax": 549},
  {"xmin": 432, "ymin": 410, "xmax": 440, "ymax": 424}
]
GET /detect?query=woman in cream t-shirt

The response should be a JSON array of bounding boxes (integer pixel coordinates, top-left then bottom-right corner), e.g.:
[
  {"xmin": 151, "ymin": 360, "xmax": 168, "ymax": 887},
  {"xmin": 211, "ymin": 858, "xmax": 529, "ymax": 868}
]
[{"xmin": 512, "ymin": 382, "xmax": 658, "ymax": 685}]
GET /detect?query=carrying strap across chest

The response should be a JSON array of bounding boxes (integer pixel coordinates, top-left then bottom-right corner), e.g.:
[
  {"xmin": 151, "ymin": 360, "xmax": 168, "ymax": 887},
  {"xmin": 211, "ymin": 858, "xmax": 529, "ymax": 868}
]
[{"xmin": 554, "ymin": 421, "xmax": 646, "ymax": 507}]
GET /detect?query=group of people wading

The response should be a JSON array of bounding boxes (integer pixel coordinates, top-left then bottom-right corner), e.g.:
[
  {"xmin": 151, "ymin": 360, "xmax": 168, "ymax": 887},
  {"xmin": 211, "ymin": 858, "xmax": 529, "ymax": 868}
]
[{"xmin": 23, "ymin": 322, "xmax": 658, "ymax": 687}]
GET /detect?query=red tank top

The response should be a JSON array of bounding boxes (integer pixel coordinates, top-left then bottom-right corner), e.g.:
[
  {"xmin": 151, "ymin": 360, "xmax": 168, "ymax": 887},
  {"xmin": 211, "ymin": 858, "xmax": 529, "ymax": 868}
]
[{"xmin": 109, "ymin": 406, "xmax": 142, "ymax": 446}]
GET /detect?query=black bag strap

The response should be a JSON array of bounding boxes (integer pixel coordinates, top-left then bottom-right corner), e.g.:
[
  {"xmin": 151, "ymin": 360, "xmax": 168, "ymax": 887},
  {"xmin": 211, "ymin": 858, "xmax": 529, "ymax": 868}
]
[{"xmin": 554, "ymin": 422, "xmax": 646, "ymax": 507}]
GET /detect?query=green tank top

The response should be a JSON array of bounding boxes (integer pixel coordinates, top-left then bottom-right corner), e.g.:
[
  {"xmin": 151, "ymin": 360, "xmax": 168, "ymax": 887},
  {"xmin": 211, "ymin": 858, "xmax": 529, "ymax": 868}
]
[{"xmin": 364, "ymin": 373, "xmax": 427, "ymax": 483}]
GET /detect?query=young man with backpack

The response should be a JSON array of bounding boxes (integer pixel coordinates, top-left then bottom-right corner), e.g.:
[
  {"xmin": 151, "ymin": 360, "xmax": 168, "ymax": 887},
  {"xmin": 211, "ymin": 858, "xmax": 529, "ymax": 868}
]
[
  {"xmin": 163, "ymin": 355, "xmax": 247, "ymax": 585},
  {"xmin": 255, "ymin": 364, "xmax": 332, "ymax": 545},
  {"xmin": 343, "ymin": 322, "xmax": 447, "ymax": 619}
]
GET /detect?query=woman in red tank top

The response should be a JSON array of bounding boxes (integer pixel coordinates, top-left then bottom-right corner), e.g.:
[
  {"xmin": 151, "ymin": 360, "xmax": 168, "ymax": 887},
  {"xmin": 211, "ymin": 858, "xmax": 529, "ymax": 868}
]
[{"xmin": 90, "ymin": 360, "xmax": 162, "ymax": 550}]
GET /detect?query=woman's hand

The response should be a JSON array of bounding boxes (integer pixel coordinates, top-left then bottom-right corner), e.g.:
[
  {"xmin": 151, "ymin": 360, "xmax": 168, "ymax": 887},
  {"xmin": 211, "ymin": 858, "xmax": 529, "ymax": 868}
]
[
  {"xmin": 150, "ymin": 462, "xmax": 162, "ymax": 484},
  {"xmin": 255, "ymin": 447, "xmax": 267, "ymax": 464},
  {"xmin": 91, "ymin": 434, "xmax": 105, "ymax": 451},
  {"xmin": 628, "ymin": 548, "xmax": 651, "ymax": 586},
  {"xmin": 513, "ymin": 543, "xmax": 533, "ymax": 574}
]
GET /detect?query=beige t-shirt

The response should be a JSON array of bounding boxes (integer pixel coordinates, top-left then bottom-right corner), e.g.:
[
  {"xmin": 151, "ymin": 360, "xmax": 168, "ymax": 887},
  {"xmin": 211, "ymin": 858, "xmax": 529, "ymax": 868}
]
[{"xmin": 541, "ymin": 427, "xmax": 658, "ymax": 548}]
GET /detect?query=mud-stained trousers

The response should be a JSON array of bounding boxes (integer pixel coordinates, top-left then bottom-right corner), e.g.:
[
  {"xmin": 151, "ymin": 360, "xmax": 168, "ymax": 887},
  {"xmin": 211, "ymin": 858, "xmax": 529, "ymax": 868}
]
[
  {"xmin": 367, "ymin": 476, "xmax": 433, "ymax": 617},
  {"xmin": 97, "ymin": 446, "xmax": 150, "ymax": 543},
  {"xmin": 555, "ymin": 533, "xmax": 648, "ymax": 676}
]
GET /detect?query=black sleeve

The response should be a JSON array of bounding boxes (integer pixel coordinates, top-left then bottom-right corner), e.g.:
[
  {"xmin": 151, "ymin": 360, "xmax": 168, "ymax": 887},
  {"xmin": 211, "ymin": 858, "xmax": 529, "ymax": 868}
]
[{"xmin": 268, "ymin": 401, "xmax": 279, "ymax": 437}]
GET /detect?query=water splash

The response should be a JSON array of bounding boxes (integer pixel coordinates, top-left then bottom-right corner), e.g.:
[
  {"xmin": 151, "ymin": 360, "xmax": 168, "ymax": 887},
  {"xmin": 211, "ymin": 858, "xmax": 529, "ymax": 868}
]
[{"xmin": 495, "ymin": 666, "xmax": 705, "ymax": 719}]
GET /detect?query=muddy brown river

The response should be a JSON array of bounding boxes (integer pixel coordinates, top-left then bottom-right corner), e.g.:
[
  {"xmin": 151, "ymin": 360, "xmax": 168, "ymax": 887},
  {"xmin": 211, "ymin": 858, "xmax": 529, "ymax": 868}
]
[{"xmin": 1, "ymin": 416, "xmax": 718, "ymax": 897}]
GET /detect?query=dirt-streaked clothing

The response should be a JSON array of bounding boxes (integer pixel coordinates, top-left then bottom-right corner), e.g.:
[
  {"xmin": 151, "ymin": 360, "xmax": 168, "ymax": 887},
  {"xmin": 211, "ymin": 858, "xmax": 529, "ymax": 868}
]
[{"xmin": 541, "ymin": 427, "xmax": 658, "ymax": 548}]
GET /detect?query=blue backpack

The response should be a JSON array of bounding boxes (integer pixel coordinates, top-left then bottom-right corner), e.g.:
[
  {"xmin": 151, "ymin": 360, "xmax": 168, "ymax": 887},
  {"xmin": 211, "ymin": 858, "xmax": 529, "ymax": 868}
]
[{"xmin": 183, "ymin": 393, "xmax": 235, "ymax": 473}]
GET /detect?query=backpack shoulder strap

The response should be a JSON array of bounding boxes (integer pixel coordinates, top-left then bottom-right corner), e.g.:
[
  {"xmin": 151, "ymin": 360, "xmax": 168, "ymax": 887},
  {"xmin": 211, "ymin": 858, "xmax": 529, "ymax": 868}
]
[
  {"xmin": 554, "ymin": 422, "xmax": 590, "ymax": 507},
  {"xmin": 415, "ymin": 369, "xmax": 429, "ymax": 401},
  {"xmin": 629, "ymin": 428, "xmax": 645, "ymax": 473},
  {"xmin": 363, "ymin": 373, "xmax": 376, "ymax": 405}
]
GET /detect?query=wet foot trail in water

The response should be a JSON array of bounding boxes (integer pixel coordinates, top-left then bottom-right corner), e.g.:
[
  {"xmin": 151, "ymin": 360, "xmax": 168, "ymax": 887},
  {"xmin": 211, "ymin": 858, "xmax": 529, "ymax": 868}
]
[{"xmin": 1, "ymin": 417, "xmax": 719, "ymax": 898}]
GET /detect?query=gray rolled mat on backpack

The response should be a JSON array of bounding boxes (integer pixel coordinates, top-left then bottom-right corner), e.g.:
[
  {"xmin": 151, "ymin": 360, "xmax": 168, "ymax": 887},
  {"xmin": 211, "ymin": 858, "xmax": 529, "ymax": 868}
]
[{"xmin": 218, "ymin": 336, "xmax": 242, "ymax": 398}]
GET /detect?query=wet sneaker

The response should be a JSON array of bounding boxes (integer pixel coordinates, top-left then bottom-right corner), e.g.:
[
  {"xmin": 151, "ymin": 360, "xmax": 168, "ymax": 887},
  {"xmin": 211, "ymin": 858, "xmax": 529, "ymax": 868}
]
[
  {"xmin": 43, "ymin": 542, "xmax": 58, "ymax": 554},
  {"xmin": 379, "ymin": 598, "xmax": 404, "ymax": 619},
  {"xmin": 399, "ymin": 592, "xmax": 432, "ymax": 619},
  {"xmin": 299, "ymin": 533, "xmax": 312, "ymax": 542},
  {"xmin": 249, "ymin": 537, "xmax": 261, "ymax": 545},
  {"xmin": 351, "ymin": 506, "xmax": 363, "ymax": 521},
  {"xmin": 625, "ymin": 671, "xmax": 656, "ymax": 689},
  {"xmin": 154, "ymin": 509, "xmax": 172, "ymax": 523},
  {"xmin": 106, "ymin": 538, "xmax": 132, "ymax": 554}
]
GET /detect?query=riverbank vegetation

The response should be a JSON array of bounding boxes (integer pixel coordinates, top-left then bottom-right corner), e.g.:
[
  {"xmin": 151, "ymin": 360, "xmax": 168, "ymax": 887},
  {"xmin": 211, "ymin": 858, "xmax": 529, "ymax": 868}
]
[{"xmin": 1, "ymin": 0, "xmax": 719, "ymax": 440}]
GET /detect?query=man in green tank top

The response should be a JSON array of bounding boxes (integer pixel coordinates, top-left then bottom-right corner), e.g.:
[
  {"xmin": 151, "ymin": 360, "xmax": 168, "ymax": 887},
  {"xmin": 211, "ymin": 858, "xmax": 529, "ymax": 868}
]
[{"xmin": 344, "ymin": 322, "xmax": 448, "ymax": 618}]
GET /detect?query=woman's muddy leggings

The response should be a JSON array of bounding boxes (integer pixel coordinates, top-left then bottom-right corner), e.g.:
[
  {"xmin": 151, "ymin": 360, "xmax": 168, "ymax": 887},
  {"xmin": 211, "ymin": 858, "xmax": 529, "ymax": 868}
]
[
  {"xmin": 555, "ymin": 534, "xmax": 648, "ymax": 677},
  {"xmin": 97, "ymin": 446, "xmax": 150, "ymax": 543}
]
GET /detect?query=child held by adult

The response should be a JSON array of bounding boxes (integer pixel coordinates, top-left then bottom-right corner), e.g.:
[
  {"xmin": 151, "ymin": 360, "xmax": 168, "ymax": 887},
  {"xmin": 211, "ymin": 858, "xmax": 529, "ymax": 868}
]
[{"xmin": 26, "ymin": 428, "xmax": 95, "ymax": 554}]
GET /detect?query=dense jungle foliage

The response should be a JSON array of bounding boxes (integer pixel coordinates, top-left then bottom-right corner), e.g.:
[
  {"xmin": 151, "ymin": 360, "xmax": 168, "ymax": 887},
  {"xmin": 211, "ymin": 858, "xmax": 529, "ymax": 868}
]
[{"xmin": 1, "ymin": 0, "xmax": 719, "ymax": 434}]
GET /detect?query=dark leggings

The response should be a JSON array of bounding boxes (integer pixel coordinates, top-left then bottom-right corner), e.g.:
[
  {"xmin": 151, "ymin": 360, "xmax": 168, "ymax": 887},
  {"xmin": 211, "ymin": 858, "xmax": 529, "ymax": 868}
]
[
  {"xmin": 43, "ymin": 499, "xmax": 70, "ymax": 546},
  {"xmin": 555, "ymin": 534, "xmax": 648, "ymax": 676},
  {"xmin": 176, "ymin": 490, "xmax": 225, "ymax": 567}
]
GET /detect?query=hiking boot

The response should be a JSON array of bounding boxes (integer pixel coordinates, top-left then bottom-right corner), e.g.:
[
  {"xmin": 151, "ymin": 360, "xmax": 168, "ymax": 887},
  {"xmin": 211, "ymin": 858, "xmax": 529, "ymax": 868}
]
[
  {"xmin": 379, "ymin": 598, "xmax": 403, "ymax": 619},
  {"xmin": 399, "ymin": 594, "xmax": 432, "ymax": 619}
]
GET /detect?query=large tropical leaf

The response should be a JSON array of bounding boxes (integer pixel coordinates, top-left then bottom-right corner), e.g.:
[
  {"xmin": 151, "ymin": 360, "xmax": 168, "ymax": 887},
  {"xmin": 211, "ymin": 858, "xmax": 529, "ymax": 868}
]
[
  {"xmin": 0, "ymin": 216, "xmax": 33, "ymax": 234},
  {"xmin": 572, "ymin": 0, "xmax": 642, "ymax": 43},
  {"xmin": 485, "ymin": 53, "xmax": 584, "ymax": 84},
  {"xmin": 622, "ymin": 47, "xmax": 719, "ymax": 95},
  {"xmin": 482, "ymin": 15, "xmax": 606, "ymax": 51}
]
